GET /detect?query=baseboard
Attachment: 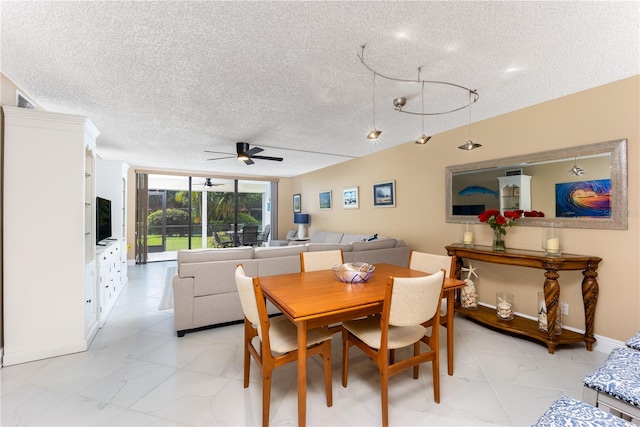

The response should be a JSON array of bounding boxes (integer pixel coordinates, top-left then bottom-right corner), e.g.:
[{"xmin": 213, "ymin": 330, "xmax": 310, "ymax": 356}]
[
  {"xmin": 591, "ymin": 333, "xmax": 625, "ymax": 354},
  {"xmin": 3, "ymin": 340, "xmax": 87, "ymax": 367}
]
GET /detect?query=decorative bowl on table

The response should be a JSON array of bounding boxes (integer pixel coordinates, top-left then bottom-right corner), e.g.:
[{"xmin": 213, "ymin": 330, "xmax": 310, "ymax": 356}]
[{"xmin": 332, "ymin": 262, "xmax": 376, "ymax": 283}]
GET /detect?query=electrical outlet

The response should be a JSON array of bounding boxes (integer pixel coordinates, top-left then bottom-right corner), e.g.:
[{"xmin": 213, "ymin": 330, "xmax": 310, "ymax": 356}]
[{"xmin": 561, "ymin": 303, "xmax": 569, "ymax": 316}]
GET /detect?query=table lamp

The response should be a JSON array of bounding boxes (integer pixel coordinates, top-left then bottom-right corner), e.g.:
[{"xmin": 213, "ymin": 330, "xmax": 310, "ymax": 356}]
[{"xmin": 294, "ymin": 213, "xmax": 310, "ymax": 239}]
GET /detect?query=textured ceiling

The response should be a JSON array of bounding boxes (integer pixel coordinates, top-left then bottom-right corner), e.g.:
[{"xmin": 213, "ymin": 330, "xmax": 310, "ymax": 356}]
[{"xmin": 1, "ymin": 1, "xmax": 638, "ymax": 178}]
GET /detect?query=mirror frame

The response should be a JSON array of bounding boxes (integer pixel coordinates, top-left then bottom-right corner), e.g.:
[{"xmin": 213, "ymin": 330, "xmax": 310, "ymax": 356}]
[{"xmin": 445, "ymin": 139, "xmax": 628, "ymax": 229}]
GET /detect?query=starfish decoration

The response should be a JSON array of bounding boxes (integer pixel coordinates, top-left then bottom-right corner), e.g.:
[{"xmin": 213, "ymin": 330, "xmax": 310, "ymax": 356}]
[{"xmin": 461, "ymin": 263, "xmax": 478, "ymax": 281}]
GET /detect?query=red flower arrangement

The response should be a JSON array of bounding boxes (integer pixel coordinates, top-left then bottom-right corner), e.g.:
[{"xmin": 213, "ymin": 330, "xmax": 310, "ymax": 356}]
[
  {"xmin": 478, "ymin": 209, "xmax": 521, "ymax": 235},
  {"xmin": 515, "ymin": 209, "xmax": 545, "ymax": 218}
]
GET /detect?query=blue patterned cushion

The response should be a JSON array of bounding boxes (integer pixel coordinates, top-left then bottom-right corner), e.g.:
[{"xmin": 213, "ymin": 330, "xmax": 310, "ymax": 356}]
[
  {"xmin": 582, "ymin": 347, "xmax": 640, "ymax": 407},
  {"xmin": 532, "ymin": 396, "xmax": 634, "ymax": 426},
  {"xmin": 626, "ymin": 331, "xmax": 640, "ymax": 350}
]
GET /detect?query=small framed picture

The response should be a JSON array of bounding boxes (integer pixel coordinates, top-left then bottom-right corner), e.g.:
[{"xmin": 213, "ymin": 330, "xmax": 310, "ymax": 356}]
[
  {"xmin": 373, "ymin": 181, "xmax": 396, "ymax": 207},
  {"xmin": 319, "ymin": 190, "xmax": 332, "ymax": 210},
  {"xmin": 293, "ymin": 194, "xmax": 301, "ymax": 213},
  {"xmin": 342, "ymin": 187, "xmax": 359, "ymax": 209}
]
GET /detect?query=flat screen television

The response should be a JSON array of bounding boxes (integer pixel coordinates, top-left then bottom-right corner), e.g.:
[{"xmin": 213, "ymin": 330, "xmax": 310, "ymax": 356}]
[{"xmin": 96, "ymin": 196, "xmax": 112, "ymax": 245}]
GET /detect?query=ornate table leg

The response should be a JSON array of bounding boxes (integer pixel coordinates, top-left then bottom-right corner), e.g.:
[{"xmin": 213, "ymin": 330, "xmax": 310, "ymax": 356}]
[
  {"xmin": 543, "ymin": 261, "xmax": 561, "ymax": 354},
  {"xmin": 582, "ymin": 260, "xmax": 600, "ymax": 351}
]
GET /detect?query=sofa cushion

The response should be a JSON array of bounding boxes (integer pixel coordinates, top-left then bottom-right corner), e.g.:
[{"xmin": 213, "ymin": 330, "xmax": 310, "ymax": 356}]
[
  {"xmin": 310, "ymin": 230, "xmax": 343, "ymax": 243},
  {"xmin": 349, "ymin": 246, "xmax": 410, "ymax": 267},
  {"xmin": 177, "ymin": 247, "xmax": 255, "ymax": 265},
  {"xmin": 351, "ymin": 238, "xmax": 397, "ymax": 252},
  {"xmin": 258, "ymin": 255, "xmax": 303, "ymax": 276},
  {"xmin": 254, "ymin": 244, "xmax": 308, "ymax": 259},
  {"xmin": 306, "ymin": 243, "xmax": 353, "ymax": 253}
]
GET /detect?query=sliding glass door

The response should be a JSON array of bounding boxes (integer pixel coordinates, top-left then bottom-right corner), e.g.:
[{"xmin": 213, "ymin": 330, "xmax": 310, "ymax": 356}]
[{"xmin": 136, "ymin": 173, "xmax": 276, "ymax": 263}]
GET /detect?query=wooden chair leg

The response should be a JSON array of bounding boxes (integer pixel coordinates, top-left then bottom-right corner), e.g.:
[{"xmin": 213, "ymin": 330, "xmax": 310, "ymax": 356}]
[
  {"xmin": 380, "ymin": 366, "xmax": 390, "ymax": 427},
  {"xmin": 243, "ymin": 321, "xmax": 252, "ymax": 388},
  {"xmin": 262, "ymin": 369, "xmax": 272, "ymax": 427},
  {"xmin": 389, "ymin": 349, "xmax": 395, "ymax": 364},
  {"xmin": 413, "ymin": 342, "xmax": 420, "ymax": 379},
  {"xmin": 342, "ymin": 329, "xmax": 350, "ymax": 387},
  {"xmin": 433, "ymin": 351, "xmax": 440, "ymax": 404}
]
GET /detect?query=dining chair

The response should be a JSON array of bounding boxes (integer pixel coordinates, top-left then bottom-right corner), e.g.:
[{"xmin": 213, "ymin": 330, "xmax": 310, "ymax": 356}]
[
  {"xmin": 257, "ymin": 224, "xmax": 271, "ymax": 246},
  {"xmin": 408, "ymin": 250, "xmax": 455, "ymax": 319},
  {"xmin": 241, "ymin": 225, "xmax": 259, "ymax": 246},
  {"xmin": 341, "ymin": 270, "xmax": 446, "ymax": 427},
  {"xmin": 212, "ymin": 230, "xmax": 234, "ymax": 248},
  {"xmin": 234, "ymin": 265, "xmax": 334, "ymax": 426},
  {"xmin": 299, "ymin": 249, "xmax": 344, "ymax": 272},
  {"xmin": 407, "ymin": 250, "xmax": 456, "ymax": 365}
]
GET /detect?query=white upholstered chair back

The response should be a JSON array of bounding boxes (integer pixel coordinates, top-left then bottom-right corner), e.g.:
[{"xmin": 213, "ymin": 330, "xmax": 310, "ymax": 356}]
[
  {"xmin": 409, "ymin": 251, "xmax": 454, "ymax": 277},
  {"xmin": 300, "ymin": 249, "xmax": 344, "ymax": 272},
  {"xmin": 388, "ymin": 270, "xmax": 445, "ymax": 327},
  {"xmin": 235, "ymin": 265, "xmax": 263, "ymax": 340}
]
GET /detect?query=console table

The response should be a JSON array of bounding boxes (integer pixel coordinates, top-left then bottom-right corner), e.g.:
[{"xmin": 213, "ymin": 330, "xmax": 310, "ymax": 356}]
[{"xmin": 445, "ymin": 243, "xmax": 601, "ymax": 354}]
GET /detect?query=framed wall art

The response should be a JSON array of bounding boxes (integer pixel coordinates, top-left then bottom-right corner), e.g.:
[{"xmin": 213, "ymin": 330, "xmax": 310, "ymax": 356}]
[
  {"xmin": 555, "ymin": 179, "xmax": 611, "ymax": 218},
  {"xmin": 343, "ymin": 187, "xmax": 359, "ymax": 209},
  {"xmin": 319, "ymin": 190, "xmax": 332, "ymax": 210},
  {"xmin": 293, "ymin": 194, "xmax": 301, "ymax": 213},
  {"xmin": 373, "ymin": 181, "xmax": 395, "ymax": 207}
]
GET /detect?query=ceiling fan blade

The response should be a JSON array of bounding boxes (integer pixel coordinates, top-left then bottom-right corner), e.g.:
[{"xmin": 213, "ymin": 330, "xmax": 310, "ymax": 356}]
[
  {"xmin": 205, "ymin": 150, "xmax": 234, "ymax": 155},
  {"xmin": 251, "ymin": 155, "xmax": 283, "ymax": 162},
  {"xmin": 245, "ymin": 147, "xmax": 264, "ymax": 156},
  {"xmin": 206, "ymin": 155, "xmax": 235, "ymax": 161},
  {"xmin": 243, "ymin": 158, "xmax": 255, "ymax": 165}
]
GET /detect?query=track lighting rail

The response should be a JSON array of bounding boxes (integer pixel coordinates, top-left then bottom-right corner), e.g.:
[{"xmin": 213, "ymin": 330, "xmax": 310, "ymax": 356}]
[{"xmin": 358, "ymin": 44, "xmax": 479, "ymax": 116}]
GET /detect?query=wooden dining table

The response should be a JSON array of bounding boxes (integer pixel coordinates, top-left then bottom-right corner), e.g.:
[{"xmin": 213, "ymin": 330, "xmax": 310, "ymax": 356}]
[{"xmin": 258, "ymin": 263, "xmax": 467, "ymax": 426}]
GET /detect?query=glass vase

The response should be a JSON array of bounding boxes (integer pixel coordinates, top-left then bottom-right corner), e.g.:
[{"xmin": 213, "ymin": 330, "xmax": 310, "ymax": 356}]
[{"xmin": 492, "ymin": 229, "xmax": 506, "ymax": 252}]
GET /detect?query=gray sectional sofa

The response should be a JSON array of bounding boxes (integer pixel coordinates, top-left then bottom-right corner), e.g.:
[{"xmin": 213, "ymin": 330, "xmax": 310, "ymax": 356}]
[{"xmin": 171, "ymin": 230, "xmax": 409, "ymax": 336}]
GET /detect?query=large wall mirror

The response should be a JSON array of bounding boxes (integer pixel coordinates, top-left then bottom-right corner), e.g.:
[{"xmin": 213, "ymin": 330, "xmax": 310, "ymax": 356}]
[{"xmin": 445, "ymin": 139, "xmax": 627, "ymax": 229}]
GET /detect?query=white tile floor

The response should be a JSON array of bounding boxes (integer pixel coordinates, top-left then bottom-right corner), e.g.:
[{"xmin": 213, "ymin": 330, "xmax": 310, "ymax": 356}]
[{"xmin": 1, "ymin": 261, "xmax": 610, "ymax": 426}]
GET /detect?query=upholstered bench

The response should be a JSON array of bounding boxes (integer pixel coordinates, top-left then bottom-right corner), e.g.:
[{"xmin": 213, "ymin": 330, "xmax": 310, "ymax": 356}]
[
  {"xmin": 625, "ymin": 331, "xmax": 640, "ymax": 350},
  {"xmin": 582, "ymin": 346, "xmax": 640, "ymax": 423},
  {"xmin": 532, "ymin": 395, "xmax": 633, "ymax": 426}
]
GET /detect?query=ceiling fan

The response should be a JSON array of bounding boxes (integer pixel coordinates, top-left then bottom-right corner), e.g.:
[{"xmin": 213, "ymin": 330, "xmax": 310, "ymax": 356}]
[
  {"xmin": 206, "ymin": 142, "xmax": 284, "ymax": 165},
  {"xmin": 199, "ymin": 178, "xmax": 224, "ymax": 188}
]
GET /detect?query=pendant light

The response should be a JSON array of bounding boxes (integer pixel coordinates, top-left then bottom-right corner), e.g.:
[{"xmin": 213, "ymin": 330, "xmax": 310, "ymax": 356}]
[
  {"xmin": 569, "ymin": 157, "xmax": 585, "ymax": 175},
  {"xmin": 415, "ymin": 80, "xmax": 431, "ymax": 145},
  {"xmin": 367, "ymin": 71, "xmax": 381, "ymax": 140},
  {"xmin": 458, "ymin": 89, "xmax": 481, "ymax": 150}
]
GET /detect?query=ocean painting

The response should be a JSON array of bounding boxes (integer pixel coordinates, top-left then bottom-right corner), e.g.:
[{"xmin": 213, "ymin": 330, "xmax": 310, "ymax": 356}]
[{"xmin": 555, "ymin": 179, "xmax": 611, "ymax": 218}]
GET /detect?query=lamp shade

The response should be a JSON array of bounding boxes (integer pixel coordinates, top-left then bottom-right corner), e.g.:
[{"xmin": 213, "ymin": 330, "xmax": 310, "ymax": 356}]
[{"xmin": 294, "ymin": 213, "xmax": 310, "ymax": 224}]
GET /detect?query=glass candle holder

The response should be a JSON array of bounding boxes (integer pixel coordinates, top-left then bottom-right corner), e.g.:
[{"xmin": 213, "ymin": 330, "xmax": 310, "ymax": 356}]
[
  {"xmin": 542, "ymin": 223, "xmax": 562, "ymax": 256},
  {"xmin": 461, "ymin": 222, "xmax": 475, "ymax": 247},
  {"xmin": 537, "ymin": 292, "xmax": 562, "ymax": 335},
  {"xmin": 496, "ymin": 292, "xmax": 514, "ymax": 320}
]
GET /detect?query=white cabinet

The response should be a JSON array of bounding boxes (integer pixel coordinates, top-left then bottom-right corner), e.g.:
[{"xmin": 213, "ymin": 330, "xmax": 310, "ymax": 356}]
[
  {"xmin": 498, "ymin": 175, "xmax": 532, "ymax": 213},
  {"xmin": 97, "ymin": 240, "xmax": 125, "ymax": 327},
  {"xmin": 3, "ymin": 107, "xmax": 99, "ymax": 366},
  {"xmin": 85, "ymin": 262, "xmax": 98, "ymax": 338},
  {"xmin": 96, "ymin": 159, "xmax": 129, "ymax": 286}
]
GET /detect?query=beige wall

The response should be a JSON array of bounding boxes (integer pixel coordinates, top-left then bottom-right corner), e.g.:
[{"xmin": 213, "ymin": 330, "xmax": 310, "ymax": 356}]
[{"xmin": 285, "ymin": 76, "xmax": 639, "ymax": 342}]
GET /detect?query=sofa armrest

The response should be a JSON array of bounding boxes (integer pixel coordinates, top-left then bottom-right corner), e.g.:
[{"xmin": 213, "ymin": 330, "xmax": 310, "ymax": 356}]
[{"xmin": 172, "ymin": 275, "xmax": 195, "ymax": 332}]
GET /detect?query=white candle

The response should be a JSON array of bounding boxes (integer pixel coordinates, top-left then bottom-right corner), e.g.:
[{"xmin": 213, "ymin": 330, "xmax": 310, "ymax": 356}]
[
  {"xmin": 463, "ymin": 231, "xmax": 474, "ymax": 244},
  {"xmin": 546, "ymin": 237, "xmax": 560, "ymax": 253}
]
